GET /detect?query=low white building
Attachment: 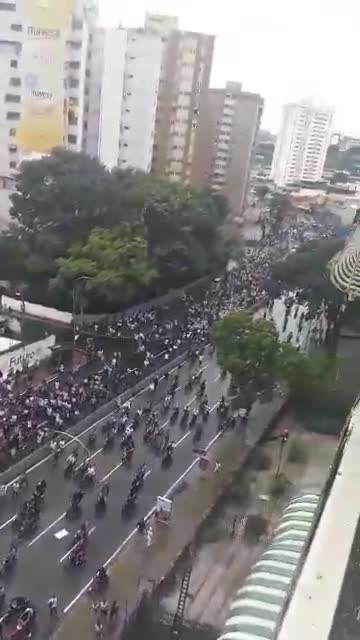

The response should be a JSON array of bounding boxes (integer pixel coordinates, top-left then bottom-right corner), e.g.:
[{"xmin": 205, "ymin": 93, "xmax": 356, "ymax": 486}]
[{"xmin": 83, "ymin": 27, "xmax": 162, "ymax": 172}]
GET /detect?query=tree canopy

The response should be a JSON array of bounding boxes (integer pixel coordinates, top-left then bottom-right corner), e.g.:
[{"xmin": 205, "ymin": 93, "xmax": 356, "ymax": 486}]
[
  {"xmin": 4, "ymin": 149, "xmax": 230, "ymax": 311},
  {"xmin": 266, "ymin": 238, "xmax": 345, "ymax": 309},
  {"xmin": 212, "ymin": 310, "xmax": 336, "ymax": 408},
  {"xmin": 212, "ymin": 312, "xmax": 290, "ymax": 403}
]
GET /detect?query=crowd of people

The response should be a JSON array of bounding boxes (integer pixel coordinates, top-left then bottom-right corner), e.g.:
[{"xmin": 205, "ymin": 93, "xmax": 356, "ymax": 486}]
[{"xmin": 0, "ymin": 215, "xmax": 338, "ymax": 470}]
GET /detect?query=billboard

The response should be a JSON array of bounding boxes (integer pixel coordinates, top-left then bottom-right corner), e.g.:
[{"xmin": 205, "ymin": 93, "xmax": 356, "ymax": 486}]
[{"xmin": 16, "ymin": 0, "xmax": 75, "ymax": 154}]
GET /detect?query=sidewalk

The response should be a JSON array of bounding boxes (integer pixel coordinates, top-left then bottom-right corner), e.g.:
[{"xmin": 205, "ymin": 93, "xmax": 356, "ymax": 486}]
[{"xmin": 54, "ymin": 394, "xmax": 285, "ymax": 640}]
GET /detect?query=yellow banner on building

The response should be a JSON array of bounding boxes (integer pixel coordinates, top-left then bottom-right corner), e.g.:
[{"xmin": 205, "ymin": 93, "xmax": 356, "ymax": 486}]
[
  {"xmin": 17, "ymin": 0, "xmax": 75, "ymax": 154},
  {"xmin": 23, "ymin": 0, "xmax": 75, "ymax": 30}
]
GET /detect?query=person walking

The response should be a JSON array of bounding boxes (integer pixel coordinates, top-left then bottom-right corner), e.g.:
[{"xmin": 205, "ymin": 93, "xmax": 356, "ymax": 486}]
[{"xmin": 48, "ymin": 595, "xmax": 58, "ymax": 617}]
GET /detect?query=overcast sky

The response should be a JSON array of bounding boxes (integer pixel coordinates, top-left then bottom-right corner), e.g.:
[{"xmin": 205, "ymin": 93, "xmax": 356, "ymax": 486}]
[{"xmin": 99, "ymin": 0, "xmax": 360, "ymax": 136}]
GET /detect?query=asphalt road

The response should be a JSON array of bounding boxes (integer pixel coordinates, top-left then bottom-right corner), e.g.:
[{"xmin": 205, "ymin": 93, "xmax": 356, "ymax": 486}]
[{"xmin": 0, "ymin": 347, "xmax": 237, "ymax": 634}]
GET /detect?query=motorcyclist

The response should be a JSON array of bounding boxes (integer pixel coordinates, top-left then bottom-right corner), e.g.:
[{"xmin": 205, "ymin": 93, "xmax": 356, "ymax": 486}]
[
  {"xmin": 85, "ymin": 464, "xmax": 96, "ymax": 480},
  {"xmin": 71, "ymin": 489, "xmax": 84, "ymax": 508},
  {"xmin": 95, "ymin": 566, "xmax": 108, "ymax": 584},
  {"xmin": 137, "ymin": 518, "xmax": 146, "ymax": 534},
  {"xmin": 66, "ymin": 451, "xmax": 78, "ymax": 468}
]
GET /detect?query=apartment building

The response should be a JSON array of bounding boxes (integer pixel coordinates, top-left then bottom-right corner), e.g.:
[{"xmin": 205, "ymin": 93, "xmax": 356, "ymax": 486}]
[
  {"xmin": 145, "ymin": 13, "xmax": 215, "ymax": 183},
  {"xmin": 193, "ymin": 81, "xmax": 264, "ymax": 217},
  {"xmin": 271, "ymin": 101, "xmax": 334, "ymax": 187},
  {"xmin": 0, "ymin": 0, "xmax": 96, "ymax": 225},
  {"xmin": 83, "ymin": 27, "xmax": 162, "ymax": 172}
]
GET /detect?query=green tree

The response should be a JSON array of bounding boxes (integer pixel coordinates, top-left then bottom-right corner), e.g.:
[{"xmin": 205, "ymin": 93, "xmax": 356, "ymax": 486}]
[
  {"xmin": 56, "ymin": 226, "xmax": 157, "ymax": 309},
  {"xmin": 212, "ymin": 310, "xmax": 337, "ymax": 410},
  {"xmin": 212, "ymin": 312, "xmax": 288, "ymax": 404},
  {"xmin": 142, "ymin": 180, "xmax": 228, "ymax": 288},
  {"xmin": 10, "ymin": 148, "xmax": 118, "ymax": 242},
  {"xmin": 2, "ymin": 150, "xmax": 229, "ymax": 309}
]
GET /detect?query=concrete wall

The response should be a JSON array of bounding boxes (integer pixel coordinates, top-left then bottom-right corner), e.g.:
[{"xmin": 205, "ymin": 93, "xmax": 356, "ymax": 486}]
[
  {"xmin": 0, "ymin": 334, "xmax": 55, "ymax": 376},
  {"xmin": 2, "ymin": 295, "xmax": 72, "ymax": 324}
]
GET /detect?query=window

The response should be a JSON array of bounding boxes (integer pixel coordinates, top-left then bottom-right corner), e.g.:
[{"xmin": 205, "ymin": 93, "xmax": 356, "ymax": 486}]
[
  {"xmin": 84, "ymin": 88, "xmax": 89, "ymax": 96},
  {"xmin": 68, "ymin": 134, "xmax": 77, "ymax": 144},
  {"xmin": 124, "ymin": 126, "xmax": 130, "ymax": 130},
  {"xmin": 11, "ymin": 23, "xmax": 21, "ymax": 31},
  {"xmin": 0, "ymin": 2, "xmax": 16, "ymax": 10},
  {"xmin": 128, "ymin": 74, "xmax": 134, "ymax": 79},
  {"xmin": 10, "ymin": 77, "xmax": 20, "ymax": 87},
  {"xmin": 9, "ymin": 128, "xmax": 16, "ymax": 136},
  {"xmin": 5, "ymin": 94, "xmax": 20, "ymax": 103},
  {"xmin": 6, "ymin": 112, "xmax": 19, "ymax": 120},
  {"xmin": 10, "ymin": 60, "xmax": 18, "ymax": 69},
  {"xmin": 126, "ymin": 92, "xmax": 132, "ymax": 97},
  {"xmin": 69, "ymin": 97, "xmax": 79, "ymax": 107},
  {"xmin": 69, "ymin": 77, "xmax": 79, "ymax": 89},
  {"xmin": 8, "ymin": 144, "xmax": 17, "ymax": 153},
  {"xmin": 68, "ymin": 61, "xmax": 80, "ymax": 70},
  {"xmin": 72, "ymin": 18, "xmax": 83, "ymax": 30},
  {"xmin": 9, "ymin": 161, "xmax": 16, "ymax": 169},
  {"xmin": 125, "ymin": 108, "xmax": 130, "ymax": 113}
]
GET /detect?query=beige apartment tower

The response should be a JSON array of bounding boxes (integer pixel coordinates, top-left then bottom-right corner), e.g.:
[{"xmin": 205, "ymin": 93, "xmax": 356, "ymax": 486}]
[
  {"xmin": 145, "ymin": 13, "xmax": 215, "ymax": 183},
  {"xmin": 193, "ymin": 82, "xmax": 264, "ymax": 217}
]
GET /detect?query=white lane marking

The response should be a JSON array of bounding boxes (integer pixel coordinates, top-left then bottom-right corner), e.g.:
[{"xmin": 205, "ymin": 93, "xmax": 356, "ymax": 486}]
[
  {"xmin": 0, "ymin": 515, "xmax": 15, "ymax": 531},
  {"xmin": 100, "ymin": 461, "xmax": 123, "ymax": 483},
  {"xmin": 210, "ymin": 402, "xmax": 219, "ymax": 413},
  {"xmin": 27, "ymin": 511, "xmax": 66, "ymax": 548},
  {"xmin": 5, "ymin": 358, "xmax": 195, "ymax": 489},
  {"xmin": 63, "ymin": 429, "xmax": 222, "ymax": 614},
  {"xmin": 59, "ymin": 525, "xmax": 96, "ymax": 564}
]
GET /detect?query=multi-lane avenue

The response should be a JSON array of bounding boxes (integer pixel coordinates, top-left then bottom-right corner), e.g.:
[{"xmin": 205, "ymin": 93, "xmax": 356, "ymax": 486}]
[{"xmin": 0, "ymin": 346, "xmax": 238, "ymax": 632}]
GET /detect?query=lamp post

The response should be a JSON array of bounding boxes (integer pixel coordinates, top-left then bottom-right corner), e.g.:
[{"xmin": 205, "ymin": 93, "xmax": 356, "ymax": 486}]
[
  {"xmin": 43, "ymin": 426, "xmax": 90, "ymax": 458},
  {"xmin": 72, "ymin": 276, "xmax": 93, "ymax": 343}
]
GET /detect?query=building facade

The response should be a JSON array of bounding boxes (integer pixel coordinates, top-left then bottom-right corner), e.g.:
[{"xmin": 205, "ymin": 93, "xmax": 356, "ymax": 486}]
[
  {"xmin": 271, "ymin": 101, "xmax": 334, "ymax": 187},
  {"xmin": 83, "ymin": 26, "xmax": 162, "ymax": 172},
  {"xmin": 0, "ymin": 0, "xmax": 96, "ymax": 225},
  {"xmin": 192, "ymin": 81, "xmax": 264, "ymax": 217},
  {"xmin": 145, "ymin": 13, "xmax": 215, "ymax": 183}
]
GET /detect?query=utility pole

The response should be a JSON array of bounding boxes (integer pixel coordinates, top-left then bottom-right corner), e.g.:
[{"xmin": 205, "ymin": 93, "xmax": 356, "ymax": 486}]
[{"xmin": 276, "ymin": 429, "xmax": 289, "ymax": 475}]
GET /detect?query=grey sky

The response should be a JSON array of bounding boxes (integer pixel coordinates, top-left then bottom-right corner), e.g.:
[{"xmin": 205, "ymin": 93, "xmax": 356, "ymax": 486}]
[{"xmin": 99, "ymin": 0, "xmax": 360, "ymax": 136}]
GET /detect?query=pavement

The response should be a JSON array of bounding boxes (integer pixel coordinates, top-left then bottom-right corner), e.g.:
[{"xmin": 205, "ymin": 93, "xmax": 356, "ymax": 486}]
[{"xmin": 0, "ymin": 347, "xmax": 235, "ymax": 634}]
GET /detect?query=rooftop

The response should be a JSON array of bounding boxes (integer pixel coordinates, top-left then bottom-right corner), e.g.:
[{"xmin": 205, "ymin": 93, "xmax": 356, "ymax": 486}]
[{"xmin": 278, "ymin": 398, "xmax": 360, "ymax": 639}]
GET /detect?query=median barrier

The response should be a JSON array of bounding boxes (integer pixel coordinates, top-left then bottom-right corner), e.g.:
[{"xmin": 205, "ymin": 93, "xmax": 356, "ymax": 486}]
[{"xmin": 0, "ymin": 350, "xmax": 190, "ymax": 486}]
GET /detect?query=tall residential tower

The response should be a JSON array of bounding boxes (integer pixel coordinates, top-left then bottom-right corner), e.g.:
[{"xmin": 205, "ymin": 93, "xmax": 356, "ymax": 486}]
[
  {"xmin": 271, "ymin": 101, "xmax": 334, "ymax": 187},
  {"xmin": 145, "ymin": 13, "xmax": 215, "ymax": 183},
  {"xmin": 192, "ymin": 82, "xmax": 264, "ymax": 217}
]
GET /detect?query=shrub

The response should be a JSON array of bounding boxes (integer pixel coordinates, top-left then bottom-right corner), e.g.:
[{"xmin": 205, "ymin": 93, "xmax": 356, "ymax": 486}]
[
  {"xmin": 269, "ymin": 472, "xmax": 288, "ymax": 497},
  {"xmin": 287, "ymin": 438, "xmax": 309, "ymax": 464}
]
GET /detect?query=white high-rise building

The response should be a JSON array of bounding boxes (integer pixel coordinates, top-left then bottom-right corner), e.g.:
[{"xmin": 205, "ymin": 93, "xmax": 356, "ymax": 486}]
[
  {"xmin": 0, "ymin": 0, "xmax": 97, "ymax": 225},
  {"xmin": 271, "ymin": 101, "xmax": 334, "ymax": 187},
  {"xmin": 83, "ymin": 27, "xmax": 162, "ymax": 172}
]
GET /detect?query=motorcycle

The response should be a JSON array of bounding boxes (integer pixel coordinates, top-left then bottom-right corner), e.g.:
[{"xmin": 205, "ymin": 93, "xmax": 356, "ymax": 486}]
[
  {"xmin": 87, "ymin": 433, "xmax": 97, "ymax": 449},
  {"xmin": 170, "ymin": 406, "xmax": 180, "ymax": 423},
  {"xmin": 103, "ymin": 433, "xmax": 115, "ymax": 451},
  {"xmin": 95, "ymin": 494, "xmax": 107, "ymax": 514},
  {"xmin": 189, "ymin": 412, "xmax": 198, "ymax": 428},
  {"xmin": 181, "ymin": 408, "xmax": 189, "ymax": 424}
]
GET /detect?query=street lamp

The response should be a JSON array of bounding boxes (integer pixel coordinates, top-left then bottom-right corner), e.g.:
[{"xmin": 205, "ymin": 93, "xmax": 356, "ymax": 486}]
[
  {"xmin": 43, "ymin": 426, "xmax": 90, "ymax": 458},
  {"xmin": 72, "ymin": 276, "xmax": 93, "ymax": 343}
]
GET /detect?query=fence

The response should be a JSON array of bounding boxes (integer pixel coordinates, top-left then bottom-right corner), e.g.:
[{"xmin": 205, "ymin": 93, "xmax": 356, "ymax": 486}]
[{"xmin": 1, "ymin": 276, "xmax": 212, "ymax": 327}]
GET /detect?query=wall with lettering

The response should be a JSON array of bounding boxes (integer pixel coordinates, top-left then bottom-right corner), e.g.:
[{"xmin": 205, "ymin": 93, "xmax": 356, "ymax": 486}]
[{"xmin": 0, "ymin": 334, "xmax": 56, "ymax": 377}]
